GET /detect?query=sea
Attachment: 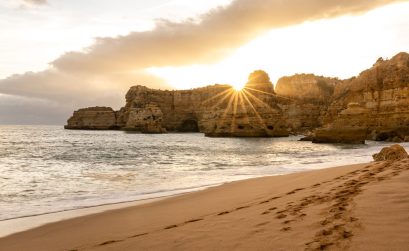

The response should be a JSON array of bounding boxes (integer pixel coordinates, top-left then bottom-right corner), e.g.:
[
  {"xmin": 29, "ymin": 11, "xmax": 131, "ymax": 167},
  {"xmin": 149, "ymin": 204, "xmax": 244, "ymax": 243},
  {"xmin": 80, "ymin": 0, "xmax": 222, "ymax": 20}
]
[{"xmin": 1, "ymin": 125, "xmax": 408, "ymax": 223}]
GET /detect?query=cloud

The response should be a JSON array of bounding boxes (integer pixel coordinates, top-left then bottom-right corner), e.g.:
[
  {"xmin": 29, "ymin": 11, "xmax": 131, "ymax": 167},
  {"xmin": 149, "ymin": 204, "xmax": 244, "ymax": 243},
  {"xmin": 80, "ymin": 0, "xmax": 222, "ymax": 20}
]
[
  {"xmin": 52, "ymin": 0, "xmax": 402, "ymax": 73},
  {"xmin": 0, "ymin": 69, "xmax": 168, "ymax": 124},
  {"xmin": 0, "ymin": 0, "xmax": 403, "ymax": 124},
  {"xmin": 23, "ymin": 0, "xmax": 47, "ymax": 5}
]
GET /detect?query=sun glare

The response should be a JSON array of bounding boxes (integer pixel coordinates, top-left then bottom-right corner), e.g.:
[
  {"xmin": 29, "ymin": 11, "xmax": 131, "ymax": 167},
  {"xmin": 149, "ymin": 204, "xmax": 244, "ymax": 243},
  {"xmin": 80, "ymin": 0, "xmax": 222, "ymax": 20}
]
[
  {"xmin": 232, "ymin": 83, "xmax": 245, "ymax": 91},
  {"xmin": 146, "ymin": 2, "xmax": 409, "ymax": 90}
]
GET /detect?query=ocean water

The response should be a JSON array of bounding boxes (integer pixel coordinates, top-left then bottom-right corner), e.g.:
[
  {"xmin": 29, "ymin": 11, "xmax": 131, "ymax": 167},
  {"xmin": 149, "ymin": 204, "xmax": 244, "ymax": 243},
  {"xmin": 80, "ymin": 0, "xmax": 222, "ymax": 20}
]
[{"xmin": 0, "ymin": 125, "xmax": 407, "ymax": 221}]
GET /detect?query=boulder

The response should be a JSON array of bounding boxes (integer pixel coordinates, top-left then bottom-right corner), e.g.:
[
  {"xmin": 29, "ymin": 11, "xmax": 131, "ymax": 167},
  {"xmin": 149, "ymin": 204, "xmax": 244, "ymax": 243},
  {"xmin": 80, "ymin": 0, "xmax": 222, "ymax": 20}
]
[
  {"xmin": 372, "ymin": 144, "xmax": 409, "ymax": 161},
  {"xmin": 372, "ymin": 128, "xmax": 409, "ymax": 142},
  {"xmin": 299, "ymin": 132, "xmax": 314, "ymax": 141}
]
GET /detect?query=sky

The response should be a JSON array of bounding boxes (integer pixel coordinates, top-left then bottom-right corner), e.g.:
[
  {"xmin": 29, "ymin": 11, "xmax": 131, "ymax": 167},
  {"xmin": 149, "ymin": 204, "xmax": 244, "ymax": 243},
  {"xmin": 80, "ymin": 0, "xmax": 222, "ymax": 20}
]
[{"xmin": 0, "ymin": 0, "xmax": 408, "ymax": 124}]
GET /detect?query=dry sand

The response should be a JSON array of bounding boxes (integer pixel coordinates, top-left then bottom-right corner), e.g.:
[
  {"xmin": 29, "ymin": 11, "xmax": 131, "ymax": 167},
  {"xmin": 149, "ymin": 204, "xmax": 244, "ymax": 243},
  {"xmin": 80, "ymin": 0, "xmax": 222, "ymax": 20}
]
[{"xmin": 1, "ymin": 159, "xmax": 408, "ymax": 251}]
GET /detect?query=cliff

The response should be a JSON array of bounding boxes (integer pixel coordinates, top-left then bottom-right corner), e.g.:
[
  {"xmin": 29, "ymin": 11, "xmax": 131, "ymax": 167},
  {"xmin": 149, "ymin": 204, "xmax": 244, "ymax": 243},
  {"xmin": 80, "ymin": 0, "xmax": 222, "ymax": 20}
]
[
  {"xmin": 275, "ymin": 74, "xmax": 339, "ymax": 101},
  {"xmin": 65, "ymin": 70, "xmax": 308, "ymax": 137},
  {"xmin": 275, "ymin": 74, "xmax": 341, "ymax": 134},
  {"xmin": 65, "ymin": 52, "xmax": 409, "ymax": 142},
  {"xmin": 202, "ymin": 71, "xmax": 288, "ymax": 137},
  {"xmin": 313, "ymin": 52, "xmax": 409, "ymax": 143},
  {"xmin": 118, "ymin": 70, "xmax": 292, "ymax": 137}
]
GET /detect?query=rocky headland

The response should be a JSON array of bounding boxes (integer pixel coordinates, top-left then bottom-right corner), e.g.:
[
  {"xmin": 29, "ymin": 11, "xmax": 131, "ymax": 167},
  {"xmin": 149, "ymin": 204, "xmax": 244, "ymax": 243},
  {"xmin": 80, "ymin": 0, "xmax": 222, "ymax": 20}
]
[{"xmin": 65, "ymin": 52, "xmax": 409, "ymax": 143}]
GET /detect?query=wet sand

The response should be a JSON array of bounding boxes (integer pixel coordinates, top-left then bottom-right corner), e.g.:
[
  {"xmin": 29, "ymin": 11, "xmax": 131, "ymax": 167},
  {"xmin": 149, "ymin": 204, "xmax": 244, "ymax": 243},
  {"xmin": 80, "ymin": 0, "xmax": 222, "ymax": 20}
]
[{"xmin": 1, "ymin": 159, "xmax": 408, "ymax": 251}]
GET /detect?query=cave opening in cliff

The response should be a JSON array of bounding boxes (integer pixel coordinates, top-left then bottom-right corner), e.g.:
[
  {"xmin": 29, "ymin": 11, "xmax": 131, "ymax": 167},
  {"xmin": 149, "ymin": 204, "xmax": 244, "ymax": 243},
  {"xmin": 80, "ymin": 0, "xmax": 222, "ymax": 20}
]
[{"xmin": 179, "ymin": 119, "xmax": 199, "ymax": 132}]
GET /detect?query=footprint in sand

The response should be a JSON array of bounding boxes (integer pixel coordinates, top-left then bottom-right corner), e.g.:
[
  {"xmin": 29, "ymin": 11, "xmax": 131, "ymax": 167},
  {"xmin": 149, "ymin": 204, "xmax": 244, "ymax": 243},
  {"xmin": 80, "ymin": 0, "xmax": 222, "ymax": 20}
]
[
  {"xmin": 217, "ymin": 211, "xmax": 230, "ymax": 216},
  {"xmin": 98, "ymin": 239, "xmax": 122, "ymax": 246},
  {"xmin": 129, "ymin": 233, "xmax": 148, "ymax": 238},
  {"xmin": 282, "ymin": 220, "xmax": 293, "ymax": 224},
  {"xmin": 184, "ymin": 218, "xmax": 203, "ymax": 223},
  {"xmin": 235, "ymin": 206, "xmax": 250, "ymax": 210},
  {"xmin": 276, "ymin": 213, "xmax": 287, "ymax": 219},
  {"xmin": 281, "ymin": 227, "xmax": 292, "ymax": 231},
  {"xmin": 255, "ymin": 222, "xmax": 269, "ymax": 227}
]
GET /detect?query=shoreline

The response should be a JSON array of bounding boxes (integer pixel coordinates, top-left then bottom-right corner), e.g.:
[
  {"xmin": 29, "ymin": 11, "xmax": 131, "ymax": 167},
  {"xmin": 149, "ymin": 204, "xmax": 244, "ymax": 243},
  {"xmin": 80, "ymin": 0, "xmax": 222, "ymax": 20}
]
[
  {"xmin": 0, "ymin": 159, "xmax": 372, "ymax": 238},
  {"xmin": 0, "ymin": 158, "xmax": 373, "ymax": 237},
  {"xmin": 0, "ymin": 169, "xmax": 315, "ymax": 238},
  {"xmin": 1, "ymin": 160, "xmax": 408, "ymax": 250},
  {"xmin": 0, "ymin": 183, "xmax": 226, "ymax": 238},
  {"xmin": 2, "ymin": 127, "xmax": 406, "ymax": 234},
  {"xmin": 0, "ymin": 196, "xmax": 169, "ymax": 238}
]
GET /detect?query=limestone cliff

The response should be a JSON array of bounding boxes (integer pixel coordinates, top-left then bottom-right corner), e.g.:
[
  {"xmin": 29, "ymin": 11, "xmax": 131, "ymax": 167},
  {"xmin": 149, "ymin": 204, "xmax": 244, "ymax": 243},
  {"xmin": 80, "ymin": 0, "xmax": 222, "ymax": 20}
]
[
  {"xmin": 313, "ymin": 52, "xmax": 409, "ymax": 143},
  {"xmin": 276, "ymin": 74, "xmax": 339, "ymax": 101},
  {"xmin": 65, "ymin": 70, "xmax": 294, "ymax": 136},
  {"xmin": 202, "ymin": 71, "xmax": 288, "ymax": 137},
  {"xmin": 65, "ymin": 52, "xmax": 409, "ymax": 142},
  {"xmin": 313, "ymin": 103, "xmax": 368, "ymax": 144},
  {"xmin": 275, "ymin": 74, "xmax": 340, "ymax": 133}
]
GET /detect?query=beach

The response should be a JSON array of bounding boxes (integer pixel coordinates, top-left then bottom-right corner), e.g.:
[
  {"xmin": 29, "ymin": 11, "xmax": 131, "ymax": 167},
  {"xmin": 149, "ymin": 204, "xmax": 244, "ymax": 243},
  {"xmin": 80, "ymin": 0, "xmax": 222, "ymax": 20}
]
[
  {"xmin": 1, "ymin": 0, "xmax": 408, "ymax": 250},
  {"xmin": 1, "ymin": 159, "xmax": 408, "ymax": 251}
]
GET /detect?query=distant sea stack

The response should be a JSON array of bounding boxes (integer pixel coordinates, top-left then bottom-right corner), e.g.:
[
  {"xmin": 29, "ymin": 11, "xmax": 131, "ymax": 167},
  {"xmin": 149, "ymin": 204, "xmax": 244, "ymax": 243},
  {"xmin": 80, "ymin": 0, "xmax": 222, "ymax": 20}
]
[
  {"xmin": 65, "ymin": 52, "xmax": 409, "ymax": 143},
  {"xmin": 65, "ymin": 107, "xmax": 118, "ymax": 130}
]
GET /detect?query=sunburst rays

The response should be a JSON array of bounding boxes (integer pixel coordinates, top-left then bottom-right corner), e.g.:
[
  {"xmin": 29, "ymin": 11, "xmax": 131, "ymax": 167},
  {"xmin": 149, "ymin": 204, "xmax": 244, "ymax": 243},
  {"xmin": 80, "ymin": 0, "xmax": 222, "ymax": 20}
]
[
  {"xmin": 240, "ymin": 89, "xmax": 268, "ymax": 130},
  {"xmin": 201, "ymin": 84, "xmax": 281, "ymax": 135},
  {"xmin": 244, "ymin": 86, "xmax": 296, "ymax": 101}
]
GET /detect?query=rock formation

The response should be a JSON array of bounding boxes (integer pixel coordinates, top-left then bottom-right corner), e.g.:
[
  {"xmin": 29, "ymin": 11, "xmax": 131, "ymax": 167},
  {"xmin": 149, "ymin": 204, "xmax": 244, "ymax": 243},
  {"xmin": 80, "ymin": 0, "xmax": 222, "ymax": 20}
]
[
  {"xmin": 312, "ymin": 52, "xmax": 409, "ymax": 143},
  {"xmin": 312, "ymin": 103, "xmax": 369, "ymax": 144},
  {"xmin": 275, "ymin": 74, "xmax": 340, "ymax": 134},
  {"xmin": 65, "ymin": 52, "xmax": 409, "ymax": 143},
  {"xmin": 123, "ymin": 103, "xmax": 167, "ymax": 133},
  {"xmin": 202, "ymin": 70, "xmax": 289, "ymax": 137},
  {"xmin": 373, "ymin": 144, "xmax": 409, "ymax": 161},
  {"xmin": 64, "ymin": 107, "xmax": 118, "ymax": 130},
  {"xmin": 275, "ymin": 74, "xmax": 339, "ymax": 101},
  {"xmin": 66, "ymin": 70, "xmax": 295, "ymax": 136}
]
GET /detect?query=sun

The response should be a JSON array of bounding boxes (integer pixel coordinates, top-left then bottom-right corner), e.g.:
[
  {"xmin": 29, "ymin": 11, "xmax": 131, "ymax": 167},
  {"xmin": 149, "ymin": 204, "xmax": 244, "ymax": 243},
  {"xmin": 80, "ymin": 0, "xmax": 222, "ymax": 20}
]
[{"xmin": 232, "ymin": 83, "xmax": 245, "ymax": 92}]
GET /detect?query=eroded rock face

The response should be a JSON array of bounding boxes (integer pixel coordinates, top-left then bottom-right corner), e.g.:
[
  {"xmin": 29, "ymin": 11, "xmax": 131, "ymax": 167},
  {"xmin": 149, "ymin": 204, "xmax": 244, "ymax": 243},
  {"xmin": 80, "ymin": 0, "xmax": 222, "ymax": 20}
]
[
  {"xmin": 312, "ymin": 103, "xmax": 369, "ymax": 144},
  {"xmin": 276, "ymin": 74, "xmax": 339, "ymax": 101},
  {"xmin": 275, "ymin": 74, "xmax": 340, "ymax": 134},
  {"xmin": 202, "ymin": 71, "xmax": 289, "ymax": 137},
  {"xmin": 121, "ymin": 84, "xmax": 232, "ymax": 133},
  {"xmin": 245, "ymin": 70, "xmax": 275, "ymax": 94},
  {"xmin": 373, "ymin": 144, "xmax": 409, "ymax": 161},
  {"xmin": 65, "ymin": 71, "xmax": 293, "ymax": 136},
  {"xmin": 64, "ymin": 107, "xmax": 117, "ymax": 130},
  {"xmin": 313, "ymin": 52, "xmax": 409, "ymax": 143},
  {"xmin": 124, "ymin": 103, "xmax": 166, "ymax": 133},
  {"xmin": 65, "ymin": 52, "xmax": 409, "ymax": 141}
]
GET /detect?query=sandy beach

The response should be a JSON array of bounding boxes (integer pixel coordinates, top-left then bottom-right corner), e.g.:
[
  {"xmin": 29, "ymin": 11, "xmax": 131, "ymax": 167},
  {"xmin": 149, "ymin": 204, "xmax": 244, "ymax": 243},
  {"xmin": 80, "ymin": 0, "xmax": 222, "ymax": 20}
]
[{"xmin": 1, "ymin": 159, "xmax": 408, "ymax": 251}]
